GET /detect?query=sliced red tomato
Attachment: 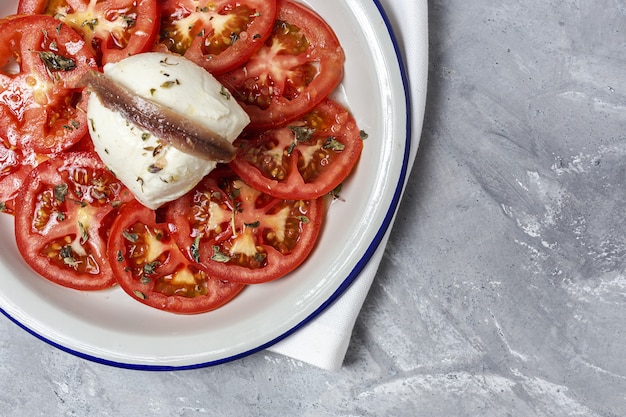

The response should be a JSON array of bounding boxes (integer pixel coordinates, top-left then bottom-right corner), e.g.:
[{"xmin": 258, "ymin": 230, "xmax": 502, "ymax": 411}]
[
  {"xmin": 66, "ymin": 133, "xmax": 96, "ymax": 153},
  {"xmin": 0, "ymin": 140, "xmax": 48, "ymax": 214},
  {"xmin": 217, "ymin": 0, "xmax": 345, "ymax": 129},
  {"xmin": 166, "ymin": 167, "xmax": 324, "ymax": 284},
  {"xmin": 14, "ymin": 152, "xmax": 135, "ymax": 290},
  {"xmin": 229, "ymin": 98, "xmax": 363, "ymax": 200},
  {"xmin": 158, "ymin": 0, "xmax": 276, "ymax": 75},
  {"xmin": 108, "ymin": 199, "xmax": 246, "ymax": 314},
  {"xmin": 18, "ymin": 0, "xmax": 160, "ymax": 65},
  {"xmin": 0, "ymin": 15, "xmax": 98, "ymax": 154}
]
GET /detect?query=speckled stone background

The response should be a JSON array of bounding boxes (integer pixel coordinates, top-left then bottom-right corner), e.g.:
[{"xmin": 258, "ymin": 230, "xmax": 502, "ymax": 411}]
[{"xmin": 2, "ymin": 0, "xmax": 626, "ymax": 415}]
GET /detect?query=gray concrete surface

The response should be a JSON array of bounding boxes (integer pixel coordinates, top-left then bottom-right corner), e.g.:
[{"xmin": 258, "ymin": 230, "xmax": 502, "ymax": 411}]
[{"xmin": 2, "ymin": 0, "xmax": 626, "ymax": 415}]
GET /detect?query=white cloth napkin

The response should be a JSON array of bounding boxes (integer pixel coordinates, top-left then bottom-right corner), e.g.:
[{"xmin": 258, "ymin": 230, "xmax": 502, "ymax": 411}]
[{"xmin": 267, "ymin": 0, "xmax": 428, "ymax": 371}]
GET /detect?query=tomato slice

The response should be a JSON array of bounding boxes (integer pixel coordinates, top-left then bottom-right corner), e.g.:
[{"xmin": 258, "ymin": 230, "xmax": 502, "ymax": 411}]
[
  {"xmin": 108, "ymin": 200, "xmax": 245, "ymax": 314},
  {"xmin": 66, "ymin": 133, "xmax": 96, "ymax": 153},
  {"xmin": 166, "ymin": 167, "xmax": 324, "ymax": 284},
  {"xmin": 14, "ymin": 152, "xmax": 135, "ymax": 290},
  {"xmin": 229, "ymin": 98, "xmax": 363, "ymax": 200},
  {"xmin": 217, "ymin": 0, "xmax": 345, "ymax": 129},
  {"xmin": 18, "ymin": 0, "xmax": 160, "ymax": 65},
  {"xmin": 158, "ymin": 0, "xmax": 276, "ymax": 75},
  {"xmin": 0, "ymin": 15, "xmax": 98, "ymax": 154},
  {"xmin": 0, "ymin": 141, "xmax": 48, "ymax": 214}
]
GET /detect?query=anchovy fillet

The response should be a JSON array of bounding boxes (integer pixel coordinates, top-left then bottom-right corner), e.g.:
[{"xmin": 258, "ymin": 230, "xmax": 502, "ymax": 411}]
[{"xmin": 79, "ymin": 70, "xmax": 237, "ymax": 163}]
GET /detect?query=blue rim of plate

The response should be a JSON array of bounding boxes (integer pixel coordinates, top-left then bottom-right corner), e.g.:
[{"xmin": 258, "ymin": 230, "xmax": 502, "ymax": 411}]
[{"xmin": 0, "ymin": 0, "xmax": 416, "ymax": 370}]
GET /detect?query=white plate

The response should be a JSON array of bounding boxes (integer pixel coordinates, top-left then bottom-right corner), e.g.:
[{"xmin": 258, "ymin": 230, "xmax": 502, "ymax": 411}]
[{"xmin": 0, "ymin": 0, "xmax": 417, "ymax": 369}]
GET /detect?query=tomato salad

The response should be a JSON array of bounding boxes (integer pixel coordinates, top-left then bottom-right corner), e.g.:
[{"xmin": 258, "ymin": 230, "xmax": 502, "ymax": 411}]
[{"xmin": 0, "ymin": 0, "xmax": 365, "ymax": 314}]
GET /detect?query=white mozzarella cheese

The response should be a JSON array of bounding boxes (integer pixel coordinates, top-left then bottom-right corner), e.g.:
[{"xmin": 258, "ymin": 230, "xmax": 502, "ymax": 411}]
[{"xmin": 86, "ymin": 52, "xmax": 250, "ymax": 209}]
